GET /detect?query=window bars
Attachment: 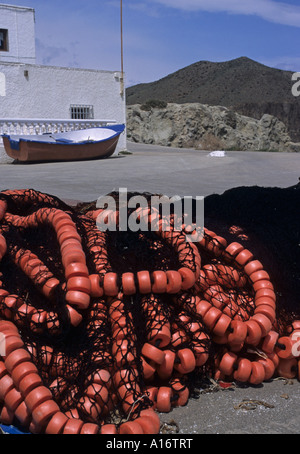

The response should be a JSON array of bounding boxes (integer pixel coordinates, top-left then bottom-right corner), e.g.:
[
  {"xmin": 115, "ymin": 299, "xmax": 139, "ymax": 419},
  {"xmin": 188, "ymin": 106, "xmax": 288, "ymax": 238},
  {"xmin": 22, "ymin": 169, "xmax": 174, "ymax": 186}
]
[{"xmin": 70, "ymin": 105, "xmax": 94, "ymax": 120}]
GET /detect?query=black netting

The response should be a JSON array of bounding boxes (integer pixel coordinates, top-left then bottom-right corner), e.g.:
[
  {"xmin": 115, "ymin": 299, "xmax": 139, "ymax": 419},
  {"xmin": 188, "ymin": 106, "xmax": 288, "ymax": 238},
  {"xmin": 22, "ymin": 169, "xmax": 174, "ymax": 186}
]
[{"xmin": 0, "ymin": 187, "xmax": 299, "ymax": 434}]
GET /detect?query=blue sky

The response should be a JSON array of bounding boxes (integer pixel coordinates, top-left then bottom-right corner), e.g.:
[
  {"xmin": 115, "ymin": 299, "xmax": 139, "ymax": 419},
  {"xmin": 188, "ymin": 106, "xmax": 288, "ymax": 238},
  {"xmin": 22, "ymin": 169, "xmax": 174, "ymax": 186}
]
[{"xmin": 6, "ymin": 0, "xmax": 300, "ymax": 86}]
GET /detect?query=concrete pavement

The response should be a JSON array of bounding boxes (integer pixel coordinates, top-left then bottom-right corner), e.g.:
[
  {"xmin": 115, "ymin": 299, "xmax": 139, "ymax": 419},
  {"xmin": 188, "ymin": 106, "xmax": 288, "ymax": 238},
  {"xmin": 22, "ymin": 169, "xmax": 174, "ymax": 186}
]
[{"xmin": 0, "ymin": 142, "xmax": 299, "ymax": 203}]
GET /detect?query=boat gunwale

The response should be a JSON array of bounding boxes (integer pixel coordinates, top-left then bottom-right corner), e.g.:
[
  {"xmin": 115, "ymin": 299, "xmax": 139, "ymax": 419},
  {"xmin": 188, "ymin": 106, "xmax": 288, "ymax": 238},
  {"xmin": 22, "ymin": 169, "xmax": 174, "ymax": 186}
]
[
  {"xmin": 1, "ymin": 124, "xmax": 125, "ymax": 147},
  {"xmin": 1, "ymin": 124, "xmax": 125, "ymax": 162}
]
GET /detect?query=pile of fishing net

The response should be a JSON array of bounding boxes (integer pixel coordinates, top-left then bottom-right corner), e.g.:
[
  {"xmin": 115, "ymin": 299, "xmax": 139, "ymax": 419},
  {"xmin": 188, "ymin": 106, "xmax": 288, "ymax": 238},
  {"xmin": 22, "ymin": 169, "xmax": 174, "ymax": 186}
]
[{"xmin": 0, "ymin": 187, "xmax": 299, "ymax": 435}]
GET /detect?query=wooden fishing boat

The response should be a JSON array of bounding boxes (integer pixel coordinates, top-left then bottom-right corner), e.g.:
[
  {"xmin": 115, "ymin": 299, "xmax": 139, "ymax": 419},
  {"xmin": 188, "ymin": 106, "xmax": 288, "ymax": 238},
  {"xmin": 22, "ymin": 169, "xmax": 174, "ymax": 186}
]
[{"xmin": 1, "ymin": 124, "xmax": 125, "ymax": 162}]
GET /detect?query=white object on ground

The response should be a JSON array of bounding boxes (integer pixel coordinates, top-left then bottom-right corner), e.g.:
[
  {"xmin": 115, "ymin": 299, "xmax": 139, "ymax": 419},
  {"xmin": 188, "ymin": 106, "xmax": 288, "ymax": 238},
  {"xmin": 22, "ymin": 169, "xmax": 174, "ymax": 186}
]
[{"xmin": 208, "ymin": 150, "xmax": 227, "ymax": 157}]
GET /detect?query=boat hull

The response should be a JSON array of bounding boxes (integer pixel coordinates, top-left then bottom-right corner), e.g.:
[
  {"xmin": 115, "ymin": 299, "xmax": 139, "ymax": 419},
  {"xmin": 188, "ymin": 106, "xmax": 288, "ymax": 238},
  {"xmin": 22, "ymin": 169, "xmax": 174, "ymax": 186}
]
[{"xmin": 2, "ymin": 125, "xmax": 124, "ymax": 162}]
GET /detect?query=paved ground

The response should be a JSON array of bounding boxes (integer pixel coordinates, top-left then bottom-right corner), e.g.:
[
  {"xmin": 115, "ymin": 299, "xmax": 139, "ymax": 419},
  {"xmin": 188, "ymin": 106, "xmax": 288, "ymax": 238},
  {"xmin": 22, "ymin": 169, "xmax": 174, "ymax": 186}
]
[
  {"xmin": 0, "ymin": 141, "xmax": 299, "ymax": 434},
  {"xmin": 159, "ymin": 378, "xmax": 300, "ymax": 434}
]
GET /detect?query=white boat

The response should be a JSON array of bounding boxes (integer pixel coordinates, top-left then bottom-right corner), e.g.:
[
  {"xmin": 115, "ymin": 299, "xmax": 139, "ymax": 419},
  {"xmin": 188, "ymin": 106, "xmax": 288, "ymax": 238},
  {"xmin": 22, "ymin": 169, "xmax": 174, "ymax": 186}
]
[{"xmin": 2, "ymin": 124, "xmax": 125, "ymax": 162}]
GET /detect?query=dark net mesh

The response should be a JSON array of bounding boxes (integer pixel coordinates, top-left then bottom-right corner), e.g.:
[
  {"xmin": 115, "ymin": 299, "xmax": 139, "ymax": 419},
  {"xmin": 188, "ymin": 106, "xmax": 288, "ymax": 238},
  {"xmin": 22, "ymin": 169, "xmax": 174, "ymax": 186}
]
[{"xmin": 0, "ymin": 187, "xmax": 299, "ymax": 434}]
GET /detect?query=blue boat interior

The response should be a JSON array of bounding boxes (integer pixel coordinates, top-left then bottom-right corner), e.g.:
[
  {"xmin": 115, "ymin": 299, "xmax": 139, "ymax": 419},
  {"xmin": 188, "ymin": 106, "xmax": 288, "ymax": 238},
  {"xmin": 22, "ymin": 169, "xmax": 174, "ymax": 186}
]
[
  {"xmin": 0, "ymin": 423, "xmax": 30, "ymax": 434},
  {"xmin": 1, "ymin": 124, "xmax": 125, "ymax": 149}
]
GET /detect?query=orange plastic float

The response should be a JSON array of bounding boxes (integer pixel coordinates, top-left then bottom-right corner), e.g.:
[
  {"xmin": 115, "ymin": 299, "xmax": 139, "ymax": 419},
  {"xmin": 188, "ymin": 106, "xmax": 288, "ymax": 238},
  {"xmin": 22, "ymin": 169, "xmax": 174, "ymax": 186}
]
[
  {"xmin": 174, "ymin": 348, "xmax": 196, "ymax": 374},
  {"xmin": 156, "ymin": 350, "xmax": 176, "ymax": 380},
  {"xmin": 233, "ymin": 358, "xmax": 252, "ymax": 382},
  {"xmin": 156, "ymin": 386, "xmax": 172, "ymax": 413}
]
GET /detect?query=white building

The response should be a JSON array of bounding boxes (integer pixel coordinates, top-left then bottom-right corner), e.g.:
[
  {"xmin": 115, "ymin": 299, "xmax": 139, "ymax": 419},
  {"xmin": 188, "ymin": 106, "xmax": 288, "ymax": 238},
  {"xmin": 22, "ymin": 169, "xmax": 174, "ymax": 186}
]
[{"xmin": 0, "ymin": 3, "xmax": 127, "ymax": 162}]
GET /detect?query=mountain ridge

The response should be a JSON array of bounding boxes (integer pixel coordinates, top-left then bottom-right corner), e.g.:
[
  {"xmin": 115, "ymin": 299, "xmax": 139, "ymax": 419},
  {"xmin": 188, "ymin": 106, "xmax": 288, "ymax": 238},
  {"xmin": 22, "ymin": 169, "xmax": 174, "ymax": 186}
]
[{"xmin": 126, "ymin": 57, "xmax": 300, "ymax": 141}]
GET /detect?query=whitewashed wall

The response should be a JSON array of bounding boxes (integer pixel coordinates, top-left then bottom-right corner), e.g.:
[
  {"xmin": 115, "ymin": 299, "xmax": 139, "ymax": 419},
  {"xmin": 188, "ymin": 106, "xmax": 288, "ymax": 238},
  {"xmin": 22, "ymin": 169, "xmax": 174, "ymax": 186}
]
[
  {"xmin": 0, "ymin": 62, "xmax": 127, "ymax": 162},
  {"xmin": 0, "ymin": 4, "xmax": 36, "ymax": 64}
]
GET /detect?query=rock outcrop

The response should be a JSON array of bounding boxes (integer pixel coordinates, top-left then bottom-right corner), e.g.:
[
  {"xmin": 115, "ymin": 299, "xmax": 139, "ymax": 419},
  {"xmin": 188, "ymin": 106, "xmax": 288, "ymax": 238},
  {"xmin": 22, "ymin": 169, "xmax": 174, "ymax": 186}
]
[
  {"xmin": 127, "ymin": 103, "xmax": 300, "ymax": 152},
  {"xmin": 126, "ymin": 57, "xmax": 300, "ymax": 142}
]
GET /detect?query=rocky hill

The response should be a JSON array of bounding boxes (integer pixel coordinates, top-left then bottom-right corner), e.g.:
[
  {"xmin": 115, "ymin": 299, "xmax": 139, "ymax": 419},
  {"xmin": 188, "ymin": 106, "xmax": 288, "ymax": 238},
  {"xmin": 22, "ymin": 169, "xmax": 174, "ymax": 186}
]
[
  {"xmin": 127, "ymin": 102, "xmax": 300, "ymax": 152},
  {"xmin": 126, "ymin": 57, "xmax": 300, "ymax": 141}
]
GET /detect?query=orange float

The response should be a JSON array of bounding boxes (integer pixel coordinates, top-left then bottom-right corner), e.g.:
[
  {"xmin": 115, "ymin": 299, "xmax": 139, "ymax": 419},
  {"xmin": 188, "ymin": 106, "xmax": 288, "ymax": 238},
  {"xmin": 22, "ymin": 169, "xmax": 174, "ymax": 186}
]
[{"xmin": 156, "ymin": 387, "xmax": 172, "ymax": 413}]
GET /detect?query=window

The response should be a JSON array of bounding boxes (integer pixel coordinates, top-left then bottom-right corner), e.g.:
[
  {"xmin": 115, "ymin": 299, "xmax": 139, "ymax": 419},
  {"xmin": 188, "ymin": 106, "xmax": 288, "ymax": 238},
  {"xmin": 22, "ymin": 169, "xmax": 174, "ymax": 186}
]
[
  {"xmin": 0, "ymin": 29, "xmax": 8, "ymax": 52},
  {"xmin": 70, "ymin": 104, "xmax": 94, "ymax": 120}
]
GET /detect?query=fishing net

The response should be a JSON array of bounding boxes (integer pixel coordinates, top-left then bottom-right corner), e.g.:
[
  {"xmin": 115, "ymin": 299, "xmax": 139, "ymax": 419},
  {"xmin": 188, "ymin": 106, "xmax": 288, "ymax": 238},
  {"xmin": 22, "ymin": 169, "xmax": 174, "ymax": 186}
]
[{"xmin": 0, "ymin": 187, "xmax": 299, "ymax": 435}]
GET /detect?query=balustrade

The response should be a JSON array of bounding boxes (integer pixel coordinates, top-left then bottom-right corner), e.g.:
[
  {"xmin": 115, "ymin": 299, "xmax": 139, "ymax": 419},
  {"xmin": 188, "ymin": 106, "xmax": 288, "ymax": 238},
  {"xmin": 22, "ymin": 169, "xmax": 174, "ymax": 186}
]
[{"xmin": 0, "ymin": 118, "xmax": 116, "ymax": 144}]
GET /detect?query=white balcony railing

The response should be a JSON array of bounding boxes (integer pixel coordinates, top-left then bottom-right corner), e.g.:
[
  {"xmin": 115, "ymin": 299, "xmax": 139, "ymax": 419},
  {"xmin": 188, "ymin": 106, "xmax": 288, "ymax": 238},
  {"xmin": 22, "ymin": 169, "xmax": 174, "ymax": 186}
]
[{"xmin": 0, "ymin": 118, "xmax": 117, "ymax": 144}]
